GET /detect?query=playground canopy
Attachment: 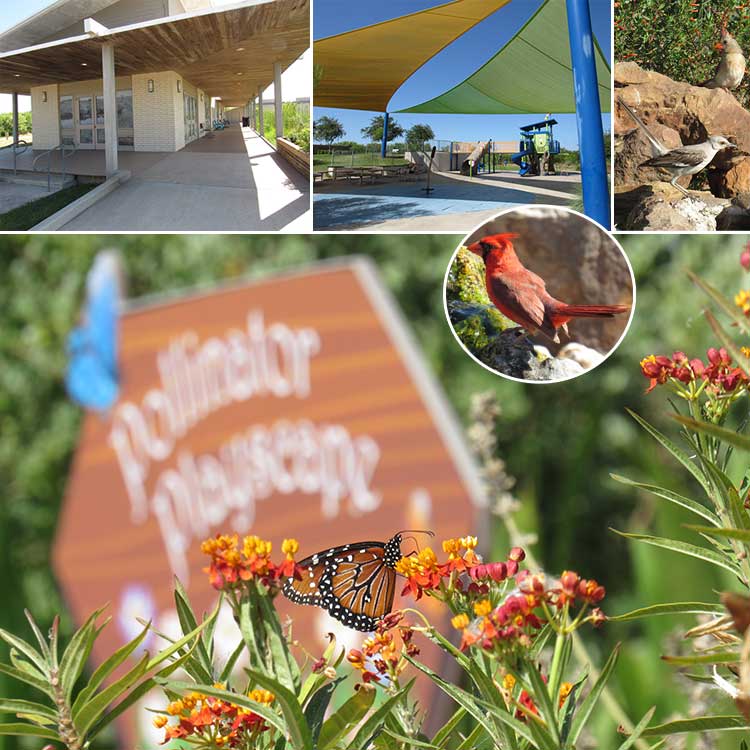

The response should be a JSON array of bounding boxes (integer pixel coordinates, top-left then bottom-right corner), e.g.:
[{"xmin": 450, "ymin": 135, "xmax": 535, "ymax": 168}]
[
  {"xmin": 313, "ymin": 0, "xmax": 510, "ymax": 112},
  {"xmin": 314, "ymin": 0, "xmax": 610, "ymax": 115},
  {"xmin": 400, "ymin": 0, "xmax": 610, "ymax": 114}
]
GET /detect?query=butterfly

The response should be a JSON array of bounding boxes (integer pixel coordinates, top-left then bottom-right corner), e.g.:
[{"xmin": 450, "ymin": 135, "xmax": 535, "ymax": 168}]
[
  {"xmin": 282, "ymin": 530, "xmax": 434, "ymax": 632},
  {"xmin": 65, "ymin": 250, "xmax": 123, "ymax": 412}
]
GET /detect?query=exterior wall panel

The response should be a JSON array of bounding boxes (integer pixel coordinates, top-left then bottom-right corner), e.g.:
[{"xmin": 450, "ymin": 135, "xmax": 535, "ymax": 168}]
[
  {"xmin": 30, "ymin": 84, "xmax": 60, "ymax": 150},
  {"xmin": 132, "ymin": 70, "xmax": 179, "ymax": 151}
]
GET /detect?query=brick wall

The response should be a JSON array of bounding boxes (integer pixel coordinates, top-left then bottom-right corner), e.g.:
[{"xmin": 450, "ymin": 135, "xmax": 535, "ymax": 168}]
[
  {"xmin": 30, "ymin": 85, "xmax": 60, "ymax": 150},
  {"xmin": 132, "ymin": 71, "xmax": 180, "ymax": 152}
]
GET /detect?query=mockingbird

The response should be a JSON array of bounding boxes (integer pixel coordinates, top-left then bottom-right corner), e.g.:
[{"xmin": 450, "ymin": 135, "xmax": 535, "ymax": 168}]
[
  {"xmin": 701, "ymin": 29, "xmax": 745, "ymax": 90},
  {"xmin": 619, "ymin": 98, "xmax": 736, "ymax": 197}
]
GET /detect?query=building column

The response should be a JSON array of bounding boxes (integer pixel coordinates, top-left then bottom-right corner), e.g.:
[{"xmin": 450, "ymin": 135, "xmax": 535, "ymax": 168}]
[
  {"xmin": 258, "ymin": 87, "xmax": 264, "ymax": 137},
  {"xmin": 381, "ymin": 112, "xmax": 389, "ymax": 158},
  {"xmin": 12, "ymin": 92, "xmax": 18, "ymax": 173},
  {"xmin": 251, "ymin": 98, "xmax": 255, "ymax": 129},
  {"xmin": 273, "ymin": 61, "xmax": 283, "ymax": 140},
  {"xmin": 102, "ymin": 42, "xmax": 118, "ymax": 176}
]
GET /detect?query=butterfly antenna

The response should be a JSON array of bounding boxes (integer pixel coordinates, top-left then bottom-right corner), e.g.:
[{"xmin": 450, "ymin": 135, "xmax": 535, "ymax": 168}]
[{"xmin": 396, "ymin": 529, "xmax": 435, "ymax": 537}]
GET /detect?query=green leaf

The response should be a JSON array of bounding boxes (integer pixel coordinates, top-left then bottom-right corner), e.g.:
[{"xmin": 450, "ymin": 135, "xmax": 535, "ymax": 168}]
[
  {"xmin": 432, "ymin": 706, "xmax": 466, "ymax": 748},
  {"xmin": 672, "ymin": 414, "xmax": 750, "ymax": 453},
  {"xmin": 610, "ymin": 475, "xmax": 721, "ymax": 526},
  {"xmin": 456, "ymin": 723, "xmax": 492, "ymax": 750},
  {"xmin": 257, "ymin": 593, "xmax": 299, "ymax": 692},
  {"xmin": 86, "ymin": 647, "xmax": 194, "ymax": 741},
  {"xmin": 608, "ymin": 602, "xmax": 725, "ymax": 622},
  {"xmin": 618, "ymin": 707, "xmax": 656, "ymax": 750},
  {"xmin": 685, "ymin": 525, "xmax": 750, "ymax": 542},
  {"xmin": 382, "ymin": 728, "xmax": 436, "ymax": 748},
  {"xmin": 626, "ymin": 409, "xmax": 710, "ymax": 496},
  {"xmin": 238, "ymin": 595, "xmax": 264, "ymax": 667},
  {"xmin": 72, "ymin": 618, "xmax": 151, "ymax": 717},
  {"xmin": 610, "ymin": 530, "xmax": 741, "ymax": 576},
  {"xmin": 218, "ymin": 641, "xmax": 245, "ymax": 685},
  {"xmin": 303, "ymin": 677, "xmax": 341, "ymax": 746},
  {"xmin": 522, "ymin": 665, "xmax": 560, "ymax": 742},
  {"xmin": 661, "ymin": 651, "xmax": 739, "ymax": 666},
  {"xmin": 0, "ymin": 631, "xmax": 48, "ymax": 679},
  {"xmin": 642, "ymin": 714, "xmax": 748, "ymax": 735},
  {"xmin": 161, "ymin": 680, "xmax": 290, "ymax": 741},
  {"xmin": 348, "ymin": 681, "xmax": 412, "ymax": 750},
  {"xmin": 173, "ymin": 578, "xmax": 214, "ymax": 679},
  {"xmin": 0, "ymin": 723, "xmax": 59, "ymax": 739},
  {"xmin": 22, "ymin": 611, "xmax": 51, "ymax": 662},
  {"xmin": 73, "ymin": 651, "xmax": 150, "ymax": 736},
  {"xmin": 245, "ymin": 667, "xmax": 313, "ymax": 750},
  {"xmin": 0, "ymin": 699, "xmax": 57, "ymax": 722},
  {"xmin": 0, "ymin": 662, "xmax": 53, "ymax": 698},
  {"xmin": 688, "ymin": 271, "xmax": 750, "ymax": 337},
  {"xmin": 59, "ymin": 608, "xmax": 107, "ymax": 702},
  {"xmin": 567, "ymin": 643, "xmax": 620, "ymax": 745},
  {"xmin": 317, "ymin": 685, "xmax": 375, "ymax": 749}
]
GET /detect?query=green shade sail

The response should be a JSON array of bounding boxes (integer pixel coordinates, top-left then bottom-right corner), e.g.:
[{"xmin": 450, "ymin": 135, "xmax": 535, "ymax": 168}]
[{"xmin": 398, "ymin": 0, "xmax": 611, "ymax": 114}]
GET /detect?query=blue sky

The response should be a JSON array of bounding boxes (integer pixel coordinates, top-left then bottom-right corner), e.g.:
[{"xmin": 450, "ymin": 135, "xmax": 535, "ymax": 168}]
[{"xmin": 314, "ymin": 0, "xmax": 611, "ymax": 149}]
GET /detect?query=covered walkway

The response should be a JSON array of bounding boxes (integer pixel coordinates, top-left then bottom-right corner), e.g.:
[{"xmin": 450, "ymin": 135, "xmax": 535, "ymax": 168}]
[{"xmin": 52, "ymin": 126, "xmax": 310, "ymax": 231}]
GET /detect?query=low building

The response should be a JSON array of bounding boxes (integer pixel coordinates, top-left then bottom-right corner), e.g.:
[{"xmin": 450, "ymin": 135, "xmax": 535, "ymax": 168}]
[{"xmin": 0, "ymin": 0, "xmax": 309, "ymax": 173}]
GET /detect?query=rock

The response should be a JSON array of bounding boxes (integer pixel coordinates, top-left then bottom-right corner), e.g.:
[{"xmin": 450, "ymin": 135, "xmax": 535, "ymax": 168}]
[
  {"xmin": 464, "ymin": 207, "xmax": 632, "ymax": 353},
  {"xmin": 619, "ymin": 183, "xmax": 729, "ymax": 231},
  {"xmin": 614, "ymin": 62, "xmax": 750, "ymax": 198},
  {"xmin": 716, "ymin": 195, "xmax": 750, "ymax": 230},
  {"xmin": 558, "ymin": 343, "xmax": 605, "ymax": 370},
  {"xmin": 480, "ymin": 330, "xmax": 585, "ymax": 382}
]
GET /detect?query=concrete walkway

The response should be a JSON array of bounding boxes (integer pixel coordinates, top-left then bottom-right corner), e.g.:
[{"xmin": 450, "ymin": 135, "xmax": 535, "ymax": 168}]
[
  {"xmin": 57, "ymin": 126, "xmax": 310, "ymax": 231},
  {"xmin": 0, "ymin": 182, "xmax": 62, "ymax": 214}
]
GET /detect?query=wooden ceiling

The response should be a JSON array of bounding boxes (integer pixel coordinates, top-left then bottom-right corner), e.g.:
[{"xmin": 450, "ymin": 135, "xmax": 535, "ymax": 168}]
[{"xmin": 0, "ymin": 0, "xmax": 309, "ymax": 106}]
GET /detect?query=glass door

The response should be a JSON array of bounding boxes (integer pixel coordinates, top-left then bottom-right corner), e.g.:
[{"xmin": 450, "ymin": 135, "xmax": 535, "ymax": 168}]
[
  {"xmin": 184, "ymin": 94, "xmax": 198, "ymax": 143},
  {"xmin": 77, "ymin": 96, "xmax": 95, "ymax": 149}
]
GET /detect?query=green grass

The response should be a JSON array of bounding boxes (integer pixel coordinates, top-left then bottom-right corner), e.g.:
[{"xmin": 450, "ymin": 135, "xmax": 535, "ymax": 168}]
[
  {"xmin": 312, "ymin": 152, "xmax": 410, "ymax": 168},
  {"xmin": 0, "ymin": 184, "xmax": 96, "ymax": 230}
]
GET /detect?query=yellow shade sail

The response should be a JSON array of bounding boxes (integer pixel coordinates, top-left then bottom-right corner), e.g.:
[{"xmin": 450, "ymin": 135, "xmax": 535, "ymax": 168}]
[{"xmin": 313, "ymin": 0, "xmax": 510, "ymax": 112}]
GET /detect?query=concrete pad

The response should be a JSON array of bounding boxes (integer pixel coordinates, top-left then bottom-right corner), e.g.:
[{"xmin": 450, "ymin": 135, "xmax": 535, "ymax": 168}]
[{"xmin": 0, "ymin": 182, "xmax": 61, "ymax": 213}]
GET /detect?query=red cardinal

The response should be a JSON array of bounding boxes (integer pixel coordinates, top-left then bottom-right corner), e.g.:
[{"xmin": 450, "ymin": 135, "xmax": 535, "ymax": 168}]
[{"xmin": 467, "ymin": 233, "xmax": 630, "ymax": 343}]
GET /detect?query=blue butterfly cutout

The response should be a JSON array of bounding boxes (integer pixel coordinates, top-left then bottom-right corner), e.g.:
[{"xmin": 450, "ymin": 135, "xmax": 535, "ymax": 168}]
[{"xmin": 65, "ymin": 251, "xmax": 123, "ymax": 411}]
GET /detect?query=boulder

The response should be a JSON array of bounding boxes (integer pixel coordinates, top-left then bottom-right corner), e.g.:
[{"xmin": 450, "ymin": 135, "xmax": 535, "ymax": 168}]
[
  {"xmin": 614, "ymin": 62, "xmax": 750, "ymax": 197},
  {"xmin": 618, "ymin": 183, "xmax": 729, "ymax": 231},
  {"xmin": 716, "ymin": 194, "xmax": 750, "ymax": 230}
]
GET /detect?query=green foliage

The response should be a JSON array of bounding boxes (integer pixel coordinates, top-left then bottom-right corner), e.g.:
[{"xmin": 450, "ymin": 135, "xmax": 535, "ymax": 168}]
[
  {"xmin": 0, "ymin": 113, "xmax": 31, "ymax": 138},
  {"xmin": 405, "ymin": 124, "xmax": 435, "ymax": 147},
  {"xmin": 615, "ymin": 0, "xmax": 750, "ymax": 105},
  {"xmin": 313, "ymin": 116, "xmax": 344, "ymax": 145},
  {"xmin": 260, "ymin": 102, "xmax": 310, "ymax": 152},
  {"xmin": 360, "ymin": 115, "xmax": 404, "ymax": 144}
]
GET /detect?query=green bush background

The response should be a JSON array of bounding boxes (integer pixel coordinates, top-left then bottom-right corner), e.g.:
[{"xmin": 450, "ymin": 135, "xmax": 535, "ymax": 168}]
[
  {"xmin": 0, "ymin": 112, "xmax": 32, "ymax": 138},
  {"xmin": 0, "ymin": 234, "xmax": 744, "ymax": 749},
  {"xmin": 615, "ymin": 0, "xmax": 750, "ymax": 104}
]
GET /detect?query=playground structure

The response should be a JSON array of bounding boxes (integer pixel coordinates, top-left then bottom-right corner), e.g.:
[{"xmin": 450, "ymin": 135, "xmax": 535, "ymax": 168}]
[{"xmin": 512, "ymin": 119, "xmax": 561, "ymax": 176}]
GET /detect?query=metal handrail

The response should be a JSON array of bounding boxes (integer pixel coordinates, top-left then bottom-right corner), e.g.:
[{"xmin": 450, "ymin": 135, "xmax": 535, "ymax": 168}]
[
  {"xmin": 33, "ymin": 142, "xmax": 78, "ymax": 192},
  {"xmin": 0, "ymin": 139, "xmax": 29, "ymax": 176}
]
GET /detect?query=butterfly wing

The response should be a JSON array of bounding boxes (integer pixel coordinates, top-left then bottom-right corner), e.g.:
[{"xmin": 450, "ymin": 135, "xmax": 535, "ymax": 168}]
[
  {"xmin": 65, "ymin": 251, "xmax": 122, "ymax": 411},
  {"xmin": 282, "ymin": 542, "xmax": 396, "ymax": 632}
]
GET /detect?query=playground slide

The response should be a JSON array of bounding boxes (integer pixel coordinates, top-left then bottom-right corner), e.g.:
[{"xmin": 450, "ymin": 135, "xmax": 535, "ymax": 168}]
[
  {"xmin": 511, "ymin": 149, "xmax": 534, "ymax": 176},
  {"xmin": 461, "ymin": 141, "xmax": 490, "ymax": 175}
]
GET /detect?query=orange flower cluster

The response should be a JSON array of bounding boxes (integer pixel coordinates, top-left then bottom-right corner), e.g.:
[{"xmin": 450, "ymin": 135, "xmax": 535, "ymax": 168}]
[
  {"xmin": 502, "ymin": 673, "xmax": 573, "ymax": 722},
  {"xmin": 395, "ymin": 538, "xmax": 524, "ymax": 601},
  {"xmin": 201, "ymin": 534, "xmax": 300, "ymax": 591},
  {"xmin": 155, "ymin": 688, "xmax": 275, "ymax": 747},
  {"xmin": 455, "ymin": 571, "xmax": 606, "ymax": 655},
  {"xmin": 347, "ymin": 612, "xmax": 419, "ymax": 684}
]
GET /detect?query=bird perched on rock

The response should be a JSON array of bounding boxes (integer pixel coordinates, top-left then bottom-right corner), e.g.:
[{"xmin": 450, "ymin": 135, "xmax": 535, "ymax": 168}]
[
  {"xmin": 618, "ymin": 98, "xmax": 736, "ymax": 197},
  {"xmin": 466, "ymin": 234, "xmax": 629, "ymax": 344},
  {"xmin": 701, "ymin": 28, "xmax": 745, "ymax": 91}
]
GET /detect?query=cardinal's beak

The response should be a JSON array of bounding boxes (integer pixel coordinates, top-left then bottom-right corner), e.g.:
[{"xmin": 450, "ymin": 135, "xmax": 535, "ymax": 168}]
[{"xmin": 715, "ymin": 42, "xmax": 725, "ymax": 51}]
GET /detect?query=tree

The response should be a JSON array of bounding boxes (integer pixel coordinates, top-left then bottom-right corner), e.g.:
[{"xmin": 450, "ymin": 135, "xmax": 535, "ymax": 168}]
[
  {"xmin": 405, "ymin": 123, "xmax": 435, "ymax": 147},
  {"xmin": 360, "ymin": 115, "xmax": 404, "ymax": 144},
  {"xmin": 313, "ymin": 116, "xmax": 344, "ymax": 145}
]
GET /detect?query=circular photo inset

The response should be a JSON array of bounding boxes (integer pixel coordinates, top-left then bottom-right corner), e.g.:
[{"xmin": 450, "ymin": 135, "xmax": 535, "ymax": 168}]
[{"xmin": 444, "ymin": 206, "xmax": 635, "ymax": 383}]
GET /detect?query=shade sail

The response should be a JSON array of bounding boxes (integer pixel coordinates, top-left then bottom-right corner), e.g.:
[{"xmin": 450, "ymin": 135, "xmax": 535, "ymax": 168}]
[
  {"xmin": 313, "ymin": 0, "xmax": 510, "ymax": 112},
  {"xmin": 399, "ymin": 0, "xmax": 610, "ymax": 114}
]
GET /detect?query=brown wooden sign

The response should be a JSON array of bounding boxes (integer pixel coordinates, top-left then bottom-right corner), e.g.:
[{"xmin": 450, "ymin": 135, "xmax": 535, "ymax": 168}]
[{"xmin": 55, "ymin": 258, "xmax": 484, "ymax": 744}]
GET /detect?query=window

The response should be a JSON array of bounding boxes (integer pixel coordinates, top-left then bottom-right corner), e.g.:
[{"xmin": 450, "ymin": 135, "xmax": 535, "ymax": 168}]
[
  {"xmin": 116, "ymin": 90, "xmax": 133, "ymax": 129},
  {"xmin": 60, "ymin": 96, "xmax": 73, "ymax": 129}
]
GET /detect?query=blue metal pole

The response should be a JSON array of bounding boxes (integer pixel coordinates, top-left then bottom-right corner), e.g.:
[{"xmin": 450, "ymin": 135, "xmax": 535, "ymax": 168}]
[
  {"xmin": 381, "ymin": 112, "xmax": 389, "ymax": 159},
  {"xmin": 565, "ymin": 0, "xmax": 609, "ymax": 228}
]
